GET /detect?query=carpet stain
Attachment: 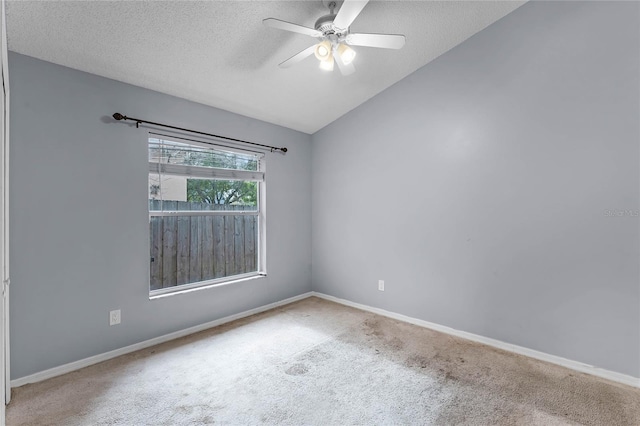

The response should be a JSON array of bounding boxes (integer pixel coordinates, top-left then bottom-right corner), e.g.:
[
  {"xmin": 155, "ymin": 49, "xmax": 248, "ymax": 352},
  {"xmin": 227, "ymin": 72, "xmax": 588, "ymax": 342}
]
[
  {"xmin": 404, "ymin": 354, "xmax": 432, "ymax": 369},
  {"xmin": 299, "ymin": 347, "xmax": 333, "ymax": 362},
  {"xmin": 387, "ymin": 336, "xmax": 405, "ymax": 351},
  {"xmin": 443, "ymin": 370, "xmax": 458, "ymax": 382},
  {"xmin": 285, "ymin": 363, "xmax": 309, "ymax": 376},
  {"xmin": 200, "ymin": 415, "xmax": 215, "ymax": 424},
  {"xmin": 362, "ymin": 318, "xmax": 384, "ymax": 337}
]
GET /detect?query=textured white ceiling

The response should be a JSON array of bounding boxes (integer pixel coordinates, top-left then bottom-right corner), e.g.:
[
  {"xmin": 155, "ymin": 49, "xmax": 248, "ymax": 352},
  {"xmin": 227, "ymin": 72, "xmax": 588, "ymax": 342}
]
[{"xmin": 6, "ymin": 0, "xmax": 525, "ymax": 134}]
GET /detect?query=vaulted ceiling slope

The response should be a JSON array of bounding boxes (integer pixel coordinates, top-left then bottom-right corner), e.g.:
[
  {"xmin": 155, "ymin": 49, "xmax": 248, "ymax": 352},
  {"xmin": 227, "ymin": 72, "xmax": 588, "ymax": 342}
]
[{"xmin": 6, "ymin": 1, "xmax": 525, "ymax": 134}]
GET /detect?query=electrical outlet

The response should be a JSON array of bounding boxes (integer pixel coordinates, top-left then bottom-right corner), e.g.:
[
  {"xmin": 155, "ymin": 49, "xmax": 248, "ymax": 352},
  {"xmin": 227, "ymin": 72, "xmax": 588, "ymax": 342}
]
[
  {"xmin": 378, "ymin": 280, "xmax": 385, "ymax": 291},
  {"xmin": 109, "ymin": 309, "xmax": 121, "ymax": 326}
]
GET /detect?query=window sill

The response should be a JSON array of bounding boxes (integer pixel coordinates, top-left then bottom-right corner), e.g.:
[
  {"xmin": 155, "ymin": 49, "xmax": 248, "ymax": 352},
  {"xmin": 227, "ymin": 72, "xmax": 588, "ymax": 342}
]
[{"xmin": 149, "ymin": 273, "xmax": 266, "ymax": 300}]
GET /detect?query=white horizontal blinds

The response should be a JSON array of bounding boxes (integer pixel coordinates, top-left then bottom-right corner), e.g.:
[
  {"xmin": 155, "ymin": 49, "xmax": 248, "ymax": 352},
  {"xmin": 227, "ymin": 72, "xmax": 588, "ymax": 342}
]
[
  {"xmin": 149, "ymin": 163, "xmax": 264, "ymax": 181},
  {"xmin": 149, "ymin": 137, "xmax": 264, "ymax": 180}
]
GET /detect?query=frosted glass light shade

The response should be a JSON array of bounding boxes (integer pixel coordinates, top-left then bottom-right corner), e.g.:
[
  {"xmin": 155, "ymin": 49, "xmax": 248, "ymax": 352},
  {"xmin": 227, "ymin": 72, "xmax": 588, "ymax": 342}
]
[
  {"xmin": 319, "ymin": 54, "xmax": 334, "ymax": 71},
  {"xmin": 314, "ymin": 40, "xmax": 332, "ymax": 61},
  {"xmin": 338, "ymin": 44, "xmax": 356, "ymax": 65}
]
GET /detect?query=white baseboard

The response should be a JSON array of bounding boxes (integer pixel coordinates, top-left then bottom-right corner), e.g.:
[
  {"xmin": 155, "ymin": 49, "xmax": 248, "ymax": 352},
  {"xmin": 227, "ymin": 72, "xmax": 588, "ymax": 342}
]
[
  {"xmin": 11, "ymin": 292, "xmax": 313, "ymax": 388},
  {"xmin": 13, "ymin": 290, "xmax": 639, "ymax": 390},
  {"xmin": 311, "ymin": 292, "xmax": 640, "ymax": 389}
]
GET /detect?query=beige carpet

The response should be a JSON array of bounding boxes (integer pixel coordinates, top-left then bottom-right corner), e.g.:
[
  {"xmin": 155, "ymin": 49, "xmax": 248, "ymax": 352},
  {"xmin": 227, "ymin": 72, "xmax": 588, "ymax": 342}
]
[{"xmin": 7, "ymin": 297, "xmax": 640, "ymax": 425}]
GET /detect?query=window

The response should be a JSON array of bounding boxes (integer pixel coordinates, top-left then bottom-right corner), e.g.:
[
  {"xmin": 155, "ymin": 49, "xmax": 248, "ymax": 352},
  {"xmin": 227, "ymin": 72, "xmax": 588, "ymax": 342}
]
[{"xmin": 148, "ymin": 137, "xmax": 265, "ymax": 295}]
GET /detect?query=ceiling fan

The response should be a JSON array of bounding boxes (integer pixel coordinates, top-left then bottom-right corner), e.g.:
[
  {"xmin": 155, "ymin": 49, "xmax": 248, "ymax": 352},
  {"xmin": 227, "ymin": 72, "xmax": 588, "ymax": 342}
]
[{"xmin": 263, "ymin": 0, "xmax": 405, "ymax": 75}]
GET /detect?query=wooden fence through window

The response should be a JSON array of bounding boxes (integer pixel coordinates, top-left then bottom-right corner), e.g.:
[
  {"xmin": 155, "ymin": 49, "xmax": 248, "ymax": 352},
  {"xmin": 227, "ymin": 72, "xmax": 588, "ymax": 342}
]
[{"xmin": 149, "ymin": 200, "xmax": 257, "ymax": 290}]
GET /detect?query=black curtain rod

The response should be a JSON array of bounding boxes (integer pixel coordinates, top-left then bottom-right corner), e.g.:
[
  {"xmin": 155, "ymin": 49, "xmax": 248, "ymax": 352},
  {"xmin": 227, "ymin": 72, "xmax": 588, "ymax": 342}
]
[{"xmin": 112, "ymin": 113, "xmax": 287, "ymax": 153}]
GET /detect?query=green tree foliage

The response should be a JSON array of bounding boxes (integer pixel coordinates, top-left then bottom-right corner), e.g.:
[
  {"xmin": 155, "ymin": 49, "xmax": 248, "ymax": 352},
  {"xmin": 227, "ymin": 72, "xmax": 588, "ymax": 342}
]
[{"xmin": 187, "ymin": 179, "xmax": 257, "ymax": 205}]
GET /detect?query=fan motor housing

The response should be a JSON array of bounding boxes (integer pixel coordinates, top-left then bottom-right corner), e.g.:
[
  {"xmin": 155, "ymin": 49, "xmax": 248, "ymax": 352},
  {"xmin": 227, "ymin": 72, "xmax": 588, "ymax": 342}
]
[
  {"xmin": 315, "ymin": 13, "xmax": 349, "ymax": 38},
  {"xmin": 315, "ymin": 14, "xmax": 336, "ymax": 34}
]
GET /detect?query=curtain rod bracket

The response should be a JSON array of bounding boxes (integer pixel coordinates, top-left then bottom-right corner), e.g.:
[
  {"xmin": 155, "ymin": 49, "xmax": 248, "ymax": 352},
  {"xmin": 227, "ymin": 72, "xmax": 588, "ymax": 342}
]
[{"xmin": 111, "ymin": 112, "xmax": 288, "ymax": 153}]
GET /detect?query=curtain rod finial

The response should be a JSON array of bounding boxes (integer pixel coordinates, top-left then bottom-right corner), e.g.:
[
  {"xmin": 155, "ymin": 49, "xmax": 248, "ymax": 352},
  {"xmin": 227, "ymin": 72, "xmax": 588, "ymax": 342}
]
[
  {"xmin": 281, "ymin": 147, "xmax": 288, "ymax": 153},
  {"xmin": 113, "ymin": 113, "xmax": 125, "ymax": 121}
]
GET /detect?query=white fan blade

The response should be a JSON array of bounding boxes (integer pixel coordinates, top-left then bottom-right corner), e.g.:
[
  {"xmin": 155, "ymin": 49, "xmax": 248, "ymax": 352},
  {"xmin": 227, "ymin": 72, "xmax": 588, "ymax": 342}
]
[
  {"xmin": 346, "ymin": 33, "xmax": 406, "ymax": 49},
  {"xmin": 335, "ymin": 49, "xmax": 356, "ymax": 76},
  {"xmin": 278, "ymin": 45, "xmax": 317, "ymax": 68},
  {"xmin": 263, "ymin": 18, "xmax": 322, "ymax": 37},
  {"xmin": 333, "ymin": 0, "xmax": 369, "ymax": 30}
]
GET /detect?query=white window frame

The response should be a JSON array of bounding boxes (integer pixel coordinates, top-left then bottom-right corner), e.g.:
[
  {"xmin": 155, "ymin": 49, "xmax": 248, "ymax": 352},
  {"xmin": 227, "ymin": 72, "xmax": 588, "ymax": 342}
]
[{"xmin": 148, "ymin": 136, "xmax": 266, "ymax": 298}]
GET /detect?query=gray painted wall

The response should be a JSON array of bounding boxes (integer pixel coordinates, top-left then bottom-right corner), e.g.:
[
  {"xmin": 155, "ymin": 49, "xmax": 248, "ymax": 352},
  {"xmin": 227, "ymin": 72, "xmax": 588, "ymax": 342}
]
[
  {"xmin": 9, "ymin": 53, "xmax": 312, "ymax": 379},
  {"xmin": 8, "ymin": 0, "xmax": 640, "ymax": 382},
  {"xmin": 312, "ymin": 1, "xmax": 639, "ymax": 377}
]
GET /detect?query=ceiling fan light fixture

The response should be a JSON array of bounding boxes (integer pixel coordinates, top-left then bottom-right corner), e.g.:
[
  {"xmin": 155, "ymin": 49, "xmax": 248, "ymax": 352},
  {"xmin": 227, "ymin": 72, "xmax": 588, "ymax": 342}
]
[
  {"xmin": 319, "ymin": 54, "xmax": 335, "ymax": 71},
  {"xmin": 337, "ymin": 43, "xmax": 356, "ymax": 65},
  {"xmin": 264, "ymin": 0, "xmax": 406, "ymax": 75},
  {"xmin": 314, "ymin": 40, "xmax": 332, "ymax": 61}
]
